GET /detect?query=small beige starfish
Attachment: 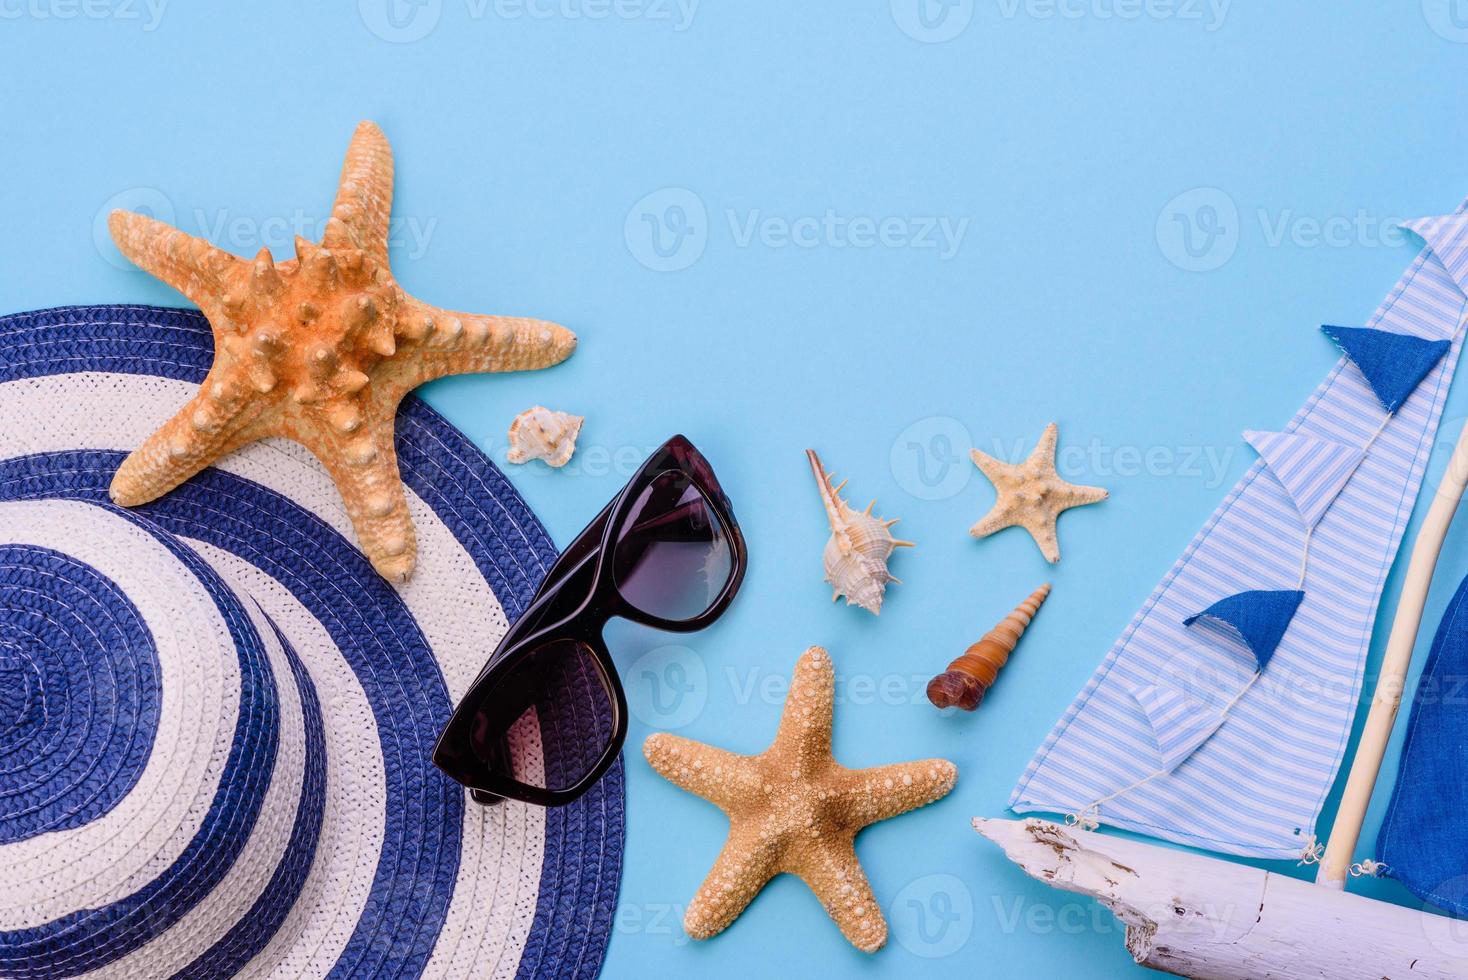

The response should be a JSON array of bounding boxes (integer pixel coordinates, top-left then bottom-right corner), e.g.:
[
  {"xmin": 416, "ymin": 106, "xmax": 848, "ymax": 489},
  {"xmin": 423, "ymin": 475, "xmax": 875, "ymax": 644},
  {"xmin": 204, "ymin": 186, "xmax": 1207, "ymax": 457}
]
[
  {"xmin": 106, "ymin": 121, "xmax": 576, "ymax": 581},
  {"xmin": 644, "ymin": 646, "xmax": 957, "ymax": 953},
  {"xmin": 969, "ymin": 422, "xmax": 1107, "ymax": 563}
]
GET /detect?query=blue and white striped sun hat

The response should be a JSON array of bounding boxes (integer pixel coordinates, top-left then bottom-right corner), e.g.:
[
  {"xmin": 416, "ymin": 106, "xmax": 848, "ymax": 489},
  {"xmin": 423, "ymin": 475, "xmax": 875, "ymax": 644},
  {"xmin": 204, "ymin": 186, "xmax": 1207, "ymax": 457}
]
[{"xmin": 0, "ymin": 304, "xmax": 624, "ymax": 979}]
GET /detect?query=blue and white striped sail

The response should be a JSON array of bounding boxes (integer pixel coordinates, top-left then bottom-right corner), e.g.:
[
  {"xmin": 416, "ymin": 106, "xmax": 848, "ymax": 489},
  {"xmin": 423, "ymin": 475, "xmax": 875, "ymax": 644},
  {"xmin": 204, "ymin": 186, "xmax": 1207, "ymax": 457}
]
[
  {"xmin": 1129, "ymin": 684, "xmax": 1227, "ymax": 773},
  {"xmin": 1242, "ymin": 431, "xmax": 1364, "ymax": 530},
  {"xmin": 1010, "ymin": 208, "xmax": 1468, "ymax": 859}
]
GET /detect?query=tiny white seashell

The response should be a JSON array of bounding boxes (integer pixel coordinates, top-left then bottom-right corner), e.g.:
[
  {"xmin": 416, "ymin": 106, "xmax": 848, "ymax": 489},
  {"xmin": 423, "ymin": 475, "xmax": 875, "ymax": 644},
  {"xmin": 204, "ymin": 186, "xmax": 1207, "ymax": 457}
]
[
  {"xmin": 506, "ymin": 406, "xmax": 584, "ymax": 468},
  {"xmin": 807, "ymin": 449, "xmax": 914, "ymax": 616}
]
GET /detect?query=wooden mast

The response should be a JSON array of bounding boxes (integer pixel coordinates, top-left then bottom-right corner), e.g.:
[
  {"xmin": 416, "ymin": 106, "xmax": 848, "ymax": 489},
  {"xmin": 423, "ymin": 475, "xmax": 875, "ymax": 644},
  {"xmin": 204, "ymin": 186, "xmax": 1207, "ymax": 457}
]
[{"xmin": 1318, "ymin": 398, "xmax": 1468, "ymax": 887}]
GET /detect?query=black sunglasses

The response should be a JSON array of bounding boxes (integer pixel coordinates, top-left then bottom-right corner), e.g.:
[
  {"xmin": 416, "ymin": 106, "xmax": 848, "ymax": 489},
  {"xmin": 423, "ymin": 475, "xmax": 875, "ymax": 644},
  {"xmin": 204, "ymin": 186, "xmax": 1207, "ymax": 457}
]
[{"xmin": 433, "ymin": 435, "xmax": 747, "ymax": 807}]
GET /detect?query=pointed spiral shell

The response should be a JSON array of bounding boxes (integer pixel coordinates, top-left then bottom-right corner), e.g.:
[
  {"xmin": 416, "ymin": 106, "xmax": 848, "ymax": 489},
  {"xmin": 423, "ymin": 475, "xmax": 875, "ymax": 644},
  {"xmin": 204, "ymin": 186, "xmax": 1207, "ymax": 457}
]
[{"xmin": 927, "ymin": 584, "xmax": 1050, "ymax": 711}]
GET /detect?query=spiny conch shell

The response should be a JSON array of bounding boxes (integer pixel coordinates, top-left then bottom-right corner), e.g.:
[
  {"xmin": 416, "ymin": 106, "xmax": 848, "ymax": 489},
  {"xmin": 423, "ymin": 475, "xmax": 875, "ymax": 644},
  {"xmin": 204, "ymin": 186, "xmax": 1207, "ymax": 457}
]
[
  {"xmin": 926, "ymin": 583, "xmax": 1050, "ymax": 711},
  {"xmin": 506, "ymin": 406, "xmax": 583, "ymax": 467},
  {"xmin": 807, "ymin": 449, "xmax": 914, "ymax": 615}
]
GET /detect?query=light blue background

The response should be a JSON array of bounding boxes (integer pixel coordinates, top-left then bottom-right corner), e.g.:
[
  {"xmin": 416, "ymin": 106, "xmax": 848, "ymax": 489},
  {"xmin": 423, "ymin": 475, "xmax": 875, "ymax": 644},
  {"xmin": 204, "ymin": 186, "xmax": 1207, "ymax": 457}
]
[{"xmin": 5, "ymin": 2, "xmax": 1468, "ymax": 975}]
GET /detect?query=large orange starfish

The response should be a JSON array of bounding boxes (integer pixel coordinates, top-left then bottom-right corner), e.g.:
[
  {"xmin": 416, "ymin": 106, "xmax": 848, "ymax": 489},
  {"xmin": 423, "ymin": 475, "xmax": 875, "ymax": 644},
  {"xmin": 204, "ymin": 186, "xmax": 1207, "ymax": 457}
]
[
  {"xmin": 644, "ymin": 647, "xmax": 957, "ymax": 952},
  {"xmin": 107, "ymin": 121, "xmax": 576, "ymax": 581}
]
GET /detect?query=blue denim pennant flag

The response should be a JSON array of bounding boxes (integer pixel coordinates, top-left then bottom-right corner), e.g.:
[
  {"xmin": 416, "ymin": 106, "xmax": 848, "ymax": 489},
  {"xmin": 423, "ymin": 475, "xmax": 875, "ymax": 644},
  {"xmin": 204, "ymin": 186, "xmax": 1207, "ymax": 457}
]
[
  {"xmin": 1184, "ymin": 590, "xmax": 1305, "ymax": 672},
  {"xmin": 1321, "ymin": 325, "xmax": 1451, "ymax": 414}
]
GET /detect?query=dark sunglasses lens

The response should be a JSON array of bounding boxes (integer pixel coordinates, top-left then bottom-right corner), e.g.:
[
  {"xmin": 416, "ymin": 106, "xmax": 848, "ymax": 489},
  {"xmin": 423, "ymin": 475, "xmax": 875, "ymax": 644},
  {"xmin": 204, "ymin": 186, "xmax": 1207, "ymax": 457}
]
[
  {"xmin": 612, "ymin": 470, "xmax": 734, "ymax": 622},
  {"xmin": 468, "ymin": 638, "xmax": 616, "ymax": 793}
]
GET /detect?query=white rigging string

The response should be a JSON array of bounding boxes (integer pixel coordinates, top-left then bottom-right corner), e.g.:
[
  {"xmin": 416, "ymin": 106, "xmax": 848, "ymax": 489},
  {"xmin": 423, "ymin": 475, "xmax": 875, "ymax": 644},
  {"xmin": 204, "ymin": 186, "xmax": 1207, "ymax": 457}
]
[
  {"xmin": 1072, "ymin": 409, "xmax": 1394, "ymax": 833},
  {"xmin": 1068, "ymin": 672, "xmax": 1261, "ymax": 831}
]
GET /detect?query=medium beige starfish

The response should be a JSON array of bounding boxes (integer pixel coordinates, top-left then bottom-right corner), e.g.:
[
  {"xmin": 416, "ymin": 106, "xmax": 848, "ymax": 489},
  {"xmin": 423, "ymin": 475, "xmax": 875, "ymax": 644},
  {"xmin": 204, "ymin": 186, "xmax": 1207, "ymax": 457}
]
[
  {"xmin": 968, "ymin": 422, "xmax": 1107, "ymax": 563},
  {"xmin": 644, "ymin": 646, "xmax": 957, "ymax": 952},
  {"xmin": 107, "ymin": 121, "xmax": 576, "ymax": 582}
]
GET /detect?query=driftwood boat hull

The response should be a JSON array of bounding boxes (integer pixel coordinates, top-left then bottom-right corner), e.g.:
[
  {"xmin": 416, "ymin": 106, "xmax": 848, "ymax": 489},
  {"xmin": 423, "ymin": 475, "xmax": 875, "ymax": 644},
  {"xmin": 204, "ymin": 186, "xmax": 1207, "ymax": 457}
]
[{"xmin": 974, "ymin": 817, "xmax": 1468, "ymax": 980}]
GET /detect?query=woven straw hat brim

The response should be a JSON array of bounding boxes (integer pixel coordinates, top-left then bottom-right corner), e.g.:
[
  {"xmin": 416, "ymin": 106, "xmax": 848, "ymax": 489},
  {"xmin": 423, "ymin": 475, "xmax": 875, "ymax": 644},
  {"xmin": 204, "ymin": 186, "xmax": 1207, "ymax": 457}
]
[{"xmin": 0, "ymin": 305, "xmax": 623, "ymax": 980}]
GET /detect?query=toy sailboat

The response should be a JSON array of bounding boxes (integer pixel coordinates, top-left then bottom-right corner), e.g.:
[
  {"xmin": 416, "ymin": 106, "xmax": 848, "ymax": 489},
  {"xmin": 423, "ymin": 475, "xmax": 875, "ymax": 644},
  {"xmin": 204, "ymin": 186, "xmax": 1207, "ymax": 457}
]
[{"xmin": 977, "ymin": 208, "xmax": 1468, "ymax": 979}]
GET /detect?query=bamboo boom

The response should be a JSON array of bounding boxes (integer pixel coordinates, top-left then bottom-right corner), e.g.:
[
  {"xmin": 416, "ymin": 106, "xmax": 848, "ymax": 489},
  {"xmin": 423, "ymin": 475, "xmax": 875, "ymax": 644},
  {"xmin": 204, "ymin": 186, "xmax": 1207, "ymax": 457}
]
[{"xmin": 1318, "ymin": 412, "xmax": 1468, "ymax": 887}]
